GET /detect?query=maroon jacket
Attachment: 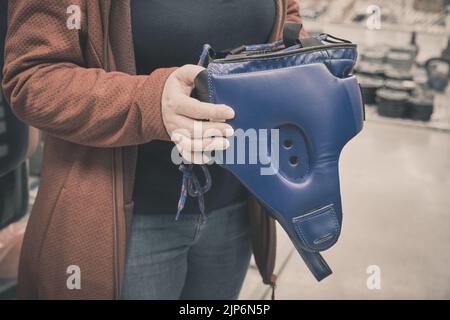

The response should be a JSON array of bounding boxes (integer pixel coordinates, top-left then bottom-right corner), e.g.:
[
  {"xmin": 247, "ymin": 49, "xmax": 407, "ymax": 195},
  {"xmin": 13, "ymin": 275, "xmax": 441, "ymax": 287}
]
[{"xmin": 2, "ymin": 0, "xmax": 304, "ymax": 299}]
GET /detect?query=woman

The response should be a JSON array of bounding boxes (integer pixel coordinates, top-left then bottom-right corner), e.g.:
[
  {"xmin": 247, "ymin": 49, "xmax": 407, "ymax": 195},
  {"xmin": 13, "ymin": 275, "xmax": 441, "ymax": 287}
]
[{"xmin": 2, "ymin": 0, "xmax": 305, "ymax": 299}]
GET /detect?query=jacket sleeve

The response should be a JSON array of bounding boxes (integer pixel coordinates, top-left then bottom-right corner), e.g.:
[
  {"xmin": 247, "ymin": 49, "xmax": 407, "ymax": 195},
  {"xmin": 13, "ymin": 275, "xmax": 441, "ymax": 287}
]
[
  {"xmin": 286, "ymin": 0, "xmax": 308, "ymax": 37},
  {"xmin": 2, "ymin": 0, "xmax": 175, "ymax": 148}
]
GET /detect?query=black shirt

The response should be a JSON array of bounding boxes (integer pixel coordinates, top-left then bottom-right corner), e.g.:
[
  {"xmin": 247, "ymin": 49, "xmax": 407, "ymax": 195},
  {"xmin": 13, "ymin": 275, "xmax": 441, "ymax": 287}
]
[{"xmin": 132, "ymin": 0, "xmax": 276, "ymax": 215}]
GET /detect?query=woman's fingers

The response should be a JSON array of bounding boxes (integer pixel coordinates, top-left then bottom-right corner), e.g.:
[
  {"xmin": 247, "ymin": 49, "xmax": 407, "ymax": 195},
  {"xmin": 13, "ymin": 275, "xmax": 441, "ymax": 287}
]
[
  {"xmin": 176, "ymin": 95, "xmax": 235, "ymax": 121},
  {"xmin": 177, "ymin": 147, "xmax": 212, "ymax": 165},
  {"xmin": 172, "ymin": 133, "xmax": 230, "ymax": 152},
  {"xmin": 167, "ymin": 114, "xmax": 234, "ymax": 139}
]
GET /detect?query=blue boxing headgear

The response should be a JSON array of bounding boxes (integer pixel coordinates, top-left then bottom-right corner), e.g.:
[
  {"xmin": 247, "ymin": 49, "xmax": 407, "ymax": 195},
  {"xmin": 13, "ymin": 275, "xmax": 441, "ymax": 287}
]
[{"xmin": 182, "ymin": 27, "xmax": 364, "ymax": 281}]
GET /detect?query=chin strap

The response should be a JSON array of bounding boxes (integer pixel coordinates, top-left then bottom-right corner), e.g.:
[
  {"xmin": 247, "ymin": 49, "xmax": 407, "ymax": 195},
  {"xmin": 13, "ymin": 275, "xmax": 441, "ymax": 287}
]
[
  {"xmin": 298, "ymin": 249, "xmax": 332, "ymax": 281},
  {"xmin": 270, "ymin": 274, "xmax": 277, "ymax": 300},
  {"xmin": 175, "ymin": 164, "xmax": 212, "ymax": 221},
  {"xmin": 175, "ymin": 45, "xmax": 215, "ymax": 221}
]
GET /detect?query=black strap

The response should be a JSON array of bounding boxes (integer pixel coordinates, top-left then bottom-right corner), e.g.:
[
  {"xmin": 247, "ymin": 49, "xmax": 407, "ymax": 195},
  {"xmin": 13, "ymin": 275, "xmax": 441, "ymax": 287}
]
[
  {"xmin": 271, "ymin": 283, "xmax": 276, "ymax": 300},
  {"xmin": 283, "ymin": 23, "xmax": 303, "ymax": 47},
  {"xmin": 298, "ymin": 248, "xmax": 332, "ymax": 281},
  {"xmin": 298, "ymin": 37, "xmax": 323, "ymax": 48},
  {"xmin": 320, "ymin": 33, "xmax": 352, "ymax": 44},
  {"xmin": 283, "ymin": 23, "xmax": 325, "ymax": 49}
]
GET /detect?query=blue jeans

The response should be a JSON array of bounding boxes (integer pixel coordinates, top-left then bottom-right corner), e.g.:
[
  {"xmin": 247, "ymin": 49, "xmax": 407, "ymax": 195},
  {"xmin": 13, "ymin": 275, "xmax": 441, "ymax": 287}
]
[{"xmin": 121, "ymin": 201, "xmax": 252, "ymax": 300}]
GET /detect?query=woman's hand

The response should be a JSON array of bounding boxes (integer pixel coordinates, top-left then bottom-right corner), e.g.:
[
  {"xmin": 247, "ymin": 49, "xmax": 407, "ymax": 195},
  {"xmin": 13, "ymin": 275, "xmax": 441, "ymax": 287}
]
[{"xmin": 162, "ymin": 64, "xmax": 235, "ymax": 164}]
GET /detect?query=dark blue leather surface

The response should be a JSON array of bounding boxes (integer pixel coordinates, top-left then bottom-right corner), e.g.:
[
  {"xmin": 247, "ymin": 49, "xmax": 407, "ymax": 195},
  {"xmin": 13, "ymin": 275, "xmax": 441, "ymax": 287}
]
[{"xmin": 203, "ymin": 43, "xmax": 364, "ymax": 280}]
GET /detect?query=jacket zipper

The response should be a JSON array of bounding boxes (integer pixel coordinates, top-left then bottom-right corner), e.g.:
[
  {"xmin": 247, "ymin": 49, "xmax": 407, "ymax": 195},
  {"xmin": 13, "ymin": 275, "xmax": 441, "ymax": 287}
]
[
  {"xmin": 112, "ymin": 149, "xmax": 121, "ymax": 299},
  {"xmin": 111, "ymin": 147, "xmax": 125, "ymax": 300},
  {"xmin": 102, "ymin": 2, "xmax": 121, "ymax": 300}
]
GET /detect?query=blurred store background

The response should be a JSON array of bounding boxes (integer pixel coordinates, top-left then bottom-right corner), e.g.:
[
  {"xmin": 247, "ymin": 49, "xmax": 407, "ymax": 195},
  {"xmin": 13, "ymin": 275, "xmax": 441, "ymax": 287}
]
[
  {"xmin": 1, "ymin": 0, "xmax": 450, "ymax": 299},
  {"xmin": 241, "ymin": 0, "xmax": 450, "ymax": 300}
]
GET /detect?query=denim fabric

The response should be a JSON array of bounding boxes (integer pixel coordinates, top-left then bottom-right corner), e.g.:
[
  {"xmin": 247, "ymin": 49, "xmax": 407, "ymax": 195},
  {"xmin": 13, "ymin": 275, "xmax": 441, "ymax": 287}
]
[{"xmin": 121, "ymin": 201, "xmax": 252, "ymax": 300}]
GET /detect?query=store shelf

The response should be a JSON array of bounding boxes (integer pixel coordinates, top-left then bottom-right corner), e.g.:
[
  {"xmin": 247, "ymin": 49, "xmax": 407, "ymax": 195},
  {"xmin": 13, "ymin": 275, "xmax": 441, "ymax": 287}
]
[
  {"xmin": 301, "ymin": 0, "xmax": 450, "ymax": 36},
  {"xmin": 360, "ymin": 83, "xmax": 450, "ymax": 131}
]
